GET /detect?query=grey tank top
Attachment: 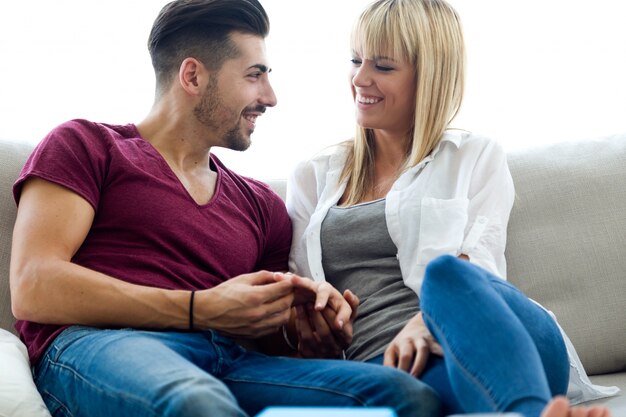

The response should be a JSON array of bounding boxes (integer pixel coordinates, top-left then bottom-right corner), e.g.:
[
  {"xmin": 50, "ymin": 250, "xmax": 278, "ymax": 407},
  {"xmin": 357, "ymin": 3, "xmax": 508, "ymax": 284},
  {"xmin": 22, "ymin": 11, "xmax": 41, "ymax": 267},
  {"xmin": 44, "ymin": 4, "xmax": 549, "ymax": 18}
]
[{"xmin": 321, "ymin": 198, "xmax": 420, "ymax": 361}]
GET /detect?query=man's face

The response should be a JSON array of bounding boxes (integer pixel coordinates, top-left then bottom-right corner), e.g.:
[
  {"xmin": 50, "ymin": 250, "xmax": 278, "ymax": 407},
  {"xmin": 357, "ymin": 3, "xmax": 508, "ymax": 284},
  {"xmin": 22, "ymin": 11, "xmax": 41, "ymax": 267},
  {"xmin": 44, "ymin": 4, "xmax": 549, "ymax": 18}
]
[{"xmin": 193, "ymin": 32, "xmax": 277, "ymax": 151}]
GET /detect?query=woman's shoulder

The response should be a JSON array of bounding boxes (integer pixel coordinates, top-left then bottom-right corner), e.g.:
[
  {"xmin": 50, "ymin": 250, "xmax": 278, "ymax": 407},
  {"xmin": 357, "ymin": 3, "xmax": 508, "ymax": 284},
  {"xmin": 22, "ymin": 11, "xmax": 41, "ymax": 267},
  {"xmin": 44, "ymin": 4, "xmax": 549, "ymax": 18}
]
[
  {"xmin": 293, "ymin": 141, "xmax": 350, "ymax": 177},
  {"xmin": 445, "ymin": 129, "xmax": 500, "ymax": 147},
  {"xmin": 445, "ymin": 130, "xmax": 507, "ymax": 158}
]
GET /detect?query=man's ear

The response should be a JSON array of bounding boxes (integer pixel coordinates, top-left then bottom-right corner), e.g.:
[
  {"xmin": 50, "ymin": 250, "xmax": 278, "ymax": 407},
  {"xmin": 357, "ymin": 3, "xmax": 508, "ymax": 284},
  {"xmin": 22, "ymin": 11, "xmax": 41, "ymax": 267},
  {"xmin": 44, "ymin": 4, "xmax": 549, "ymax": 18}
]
[{"xmin": 178, "ymin": 57, "xmax": 207, "ymax": 96}]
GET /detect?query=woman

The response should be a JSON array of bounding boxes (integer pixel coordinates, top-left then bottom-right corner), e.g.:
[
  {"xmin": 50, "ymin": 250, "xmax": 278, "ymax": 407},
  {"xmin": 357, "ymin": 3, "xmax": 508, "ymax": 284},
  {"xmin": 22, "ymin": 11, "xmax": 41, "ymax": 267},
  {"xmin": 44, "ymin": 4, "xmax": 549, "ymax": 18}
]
[{"xmin": 286, "ymin": 0, "xmax": 616, "ymax": 416}]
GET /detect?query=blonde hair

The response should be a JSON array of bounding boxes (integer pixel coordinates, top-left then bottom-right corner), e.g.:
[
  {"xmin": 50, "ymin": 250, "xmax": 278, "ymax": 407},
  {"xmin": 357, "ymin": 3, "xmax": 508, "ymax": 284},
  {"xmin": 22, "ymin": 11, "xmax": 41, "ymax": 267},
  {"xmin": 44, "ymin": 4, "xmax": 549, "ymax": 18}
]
[{"xmin": 341, "ymin": 0, "xmax": 465, "ymax": 205}]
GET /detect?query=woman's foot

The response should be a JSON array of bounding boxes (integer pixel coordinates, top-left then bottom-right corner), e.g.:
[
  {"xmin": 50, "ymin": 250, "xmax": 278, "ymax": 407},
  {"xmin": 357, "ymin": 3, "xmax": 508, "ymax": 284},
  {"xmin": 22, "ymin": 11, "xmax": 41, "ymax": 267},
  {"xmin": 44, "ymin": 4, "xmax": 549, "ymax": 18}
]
[{"xmin": 541, "ymin": 396, "xmax": 611, "ymax": 417}]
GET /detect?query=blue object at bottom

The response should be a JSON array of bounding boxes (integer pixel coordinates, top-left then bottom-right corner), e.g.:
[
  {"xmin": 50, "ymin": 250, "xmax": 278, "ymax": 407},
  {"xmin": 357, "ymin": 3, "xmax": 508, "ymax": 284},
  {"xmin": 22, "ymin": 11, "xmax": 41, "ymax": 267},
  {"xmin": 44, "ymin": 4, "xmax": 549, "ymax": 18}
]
[{"xmin": 255, "ymin": 407, "xmax": 398, "ymax": 417}]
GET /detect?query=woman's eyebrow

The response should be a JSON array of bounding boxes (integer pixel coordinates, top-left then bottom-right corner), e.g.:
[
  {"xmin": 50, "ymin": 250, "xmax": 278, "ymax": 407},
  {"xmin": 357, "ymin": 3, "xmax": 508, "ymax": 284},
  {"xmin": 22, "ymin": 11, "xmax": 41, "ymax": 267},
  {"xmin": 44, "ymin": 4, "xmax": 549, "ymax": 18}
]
[
  {"xmin": 372, "ymin": 55, "xmax": 396, "ymax": 62},
  {"xmin": 350, "ymin": 51, "xmax": 396, "ymax": 62}
]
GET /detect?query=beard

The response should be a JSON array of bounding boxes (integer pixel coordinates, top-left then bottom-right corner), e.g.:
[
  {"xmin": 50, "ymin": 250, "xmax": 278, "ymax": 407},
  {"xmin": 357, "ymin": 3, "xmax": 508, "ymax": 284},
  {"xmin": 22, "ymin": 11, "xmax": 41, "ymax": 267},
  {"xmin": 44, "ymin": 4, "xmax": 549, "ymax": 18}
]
[{"xmin": 193, "ymin": 75, "xmax": 251, "ymax": 152}]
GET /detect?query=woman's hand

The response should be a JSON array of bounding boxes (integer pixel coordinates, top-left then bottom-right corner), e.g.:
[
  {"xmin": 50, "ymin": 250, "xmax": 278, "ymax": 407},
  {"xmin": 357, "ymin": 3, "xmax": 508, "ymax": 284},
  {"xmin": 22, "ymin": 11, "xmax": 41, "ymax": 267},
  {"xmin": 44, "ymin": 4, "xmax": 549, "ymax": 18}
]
[
  {"xmin": 294, "ymin": 289, "xmax": 359, "ymax": 358},
  {"xmin": 383, "ymin": 312, "xmax": 443, "ymax": 377},
  {"xmin": 285, "ymin": 275, "xmax": 357, "ymax": 331},
  {"xmin": 273, "ymin": 274, "xmax": 359, "ymax": 358}
]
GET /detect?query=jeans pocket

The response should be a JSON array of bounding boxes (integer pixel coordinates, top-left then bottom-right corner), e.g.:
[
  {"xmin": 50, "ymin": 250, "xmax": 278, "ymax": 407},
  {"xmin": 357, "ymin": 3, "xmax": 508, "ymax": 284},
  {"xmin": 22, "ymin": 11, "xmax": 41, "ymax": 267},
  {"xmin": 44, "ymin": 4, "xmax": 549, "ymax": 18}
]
[
  {"xmin": 41, "ymin": 391, "xmax": 73, "ymax": 417},
  {"xmin": 47, "ymin": 326, "xmax": 95, "ymax": 362}
]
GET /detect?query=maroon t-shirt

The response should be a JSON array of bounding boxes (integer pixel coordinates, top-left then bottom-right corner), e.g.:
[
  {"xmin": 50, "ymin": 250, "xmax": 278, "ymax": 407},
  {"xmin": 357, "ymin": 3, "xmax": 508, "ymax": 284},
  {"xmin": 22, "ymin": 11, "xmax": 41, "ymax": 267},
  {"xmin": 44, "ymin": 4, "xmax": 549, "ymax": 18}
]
[{"xmin": 13, "ymin": 119, "xmax": 292, "ymax": 364}]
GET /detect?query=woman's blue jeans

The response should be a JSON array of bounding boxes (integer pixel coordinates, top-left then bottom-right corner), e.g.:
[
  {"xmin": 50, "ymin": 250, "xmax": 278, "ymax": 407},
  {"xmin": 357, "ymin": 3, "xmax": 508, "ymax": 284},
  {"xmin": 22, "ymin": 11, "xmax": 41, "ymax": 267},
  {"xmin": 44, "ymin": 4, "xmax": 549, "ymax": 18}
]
[
  {"xmin": 34, "ymin": 325, "xmax": 440, "ymax": 417},
  {"xmin": 367, "ymin": 255, "xmax": 569, "ymax": 417}
]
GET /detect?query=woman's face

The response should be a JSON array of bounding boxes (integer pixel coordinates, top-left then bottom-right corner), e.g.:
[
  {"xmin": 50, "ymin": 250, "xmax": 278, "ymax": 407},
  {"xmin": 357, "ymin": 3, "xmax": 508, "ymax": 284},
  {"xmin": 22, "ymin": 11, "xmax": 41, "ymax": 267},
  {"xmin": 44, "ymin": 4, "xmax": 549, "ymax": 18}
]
[{"xmin": 349, "ymin": 50, "xmax": 417, "ymax": 137}]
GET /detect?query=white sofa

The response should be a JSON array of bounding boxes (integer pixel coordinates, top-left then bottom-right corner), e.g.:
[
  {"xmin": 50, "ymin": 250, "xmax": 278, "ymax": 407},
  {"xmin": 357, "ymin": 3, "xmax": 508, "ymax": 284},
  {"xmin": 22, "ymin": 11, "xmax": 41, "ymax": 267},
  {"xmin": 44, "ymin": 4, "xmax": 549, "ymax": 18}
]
[{"xmin": 1, "ymin": 135, "xmax": 625, "ymax": 416}]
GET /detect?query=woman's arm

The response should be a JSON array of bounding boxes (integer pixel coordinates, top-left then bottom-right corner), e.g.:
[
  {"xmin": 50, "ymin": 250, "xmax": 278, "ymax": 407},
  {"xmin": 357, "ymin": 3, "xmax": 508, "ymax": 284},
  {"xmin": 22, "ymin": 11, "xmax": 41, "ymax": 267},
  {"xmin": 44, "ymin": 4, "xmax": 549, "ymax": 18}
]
[
  {"xmin": 285, "ymin": 157, "xmax": 361, "ymax": 357},
  {"xmin": 461, "ymin": 139, "xmax": 515, "ymax": 276}
]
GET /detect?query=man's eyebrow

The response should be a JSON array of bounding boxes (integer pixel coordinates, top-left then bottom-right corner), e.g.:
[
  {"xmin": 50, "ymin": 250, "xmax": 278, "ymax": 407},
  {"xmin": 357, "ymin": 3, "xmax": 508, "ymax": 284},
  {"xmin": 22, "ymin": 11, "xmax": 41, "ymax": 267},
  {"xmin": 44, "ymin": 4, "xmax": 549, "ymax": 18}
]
[{"xmin": 248, "ymin": 64, "xmax": 271, "ymax": 73}]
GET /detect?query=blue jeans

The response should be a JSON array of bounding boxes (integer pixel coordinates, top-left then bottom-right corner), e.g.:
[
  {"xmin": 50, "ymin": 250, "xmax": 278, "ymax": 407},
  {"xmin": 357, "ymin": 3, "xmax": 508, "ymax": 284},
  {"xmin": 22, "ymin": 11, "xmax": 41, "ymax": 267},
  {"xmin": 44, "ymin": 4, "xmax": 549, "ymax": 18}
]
[
  {"xmin": 371, "ymin": 255, "xmax": 568, "ymax": 417},
  {"xmin": 34, "ymin": 326, "xmax": 440, "ymax": 417}
]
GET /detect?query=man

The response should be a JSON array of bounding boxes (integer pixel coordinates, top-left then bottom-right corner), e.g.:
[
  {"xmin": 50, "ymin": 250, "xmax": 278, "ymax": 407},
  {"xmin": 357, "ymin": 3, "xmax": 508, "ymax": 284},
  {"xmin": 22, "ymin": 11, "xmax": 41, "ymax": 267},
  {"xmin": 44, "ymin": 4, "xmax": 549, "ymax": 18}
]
[{"xmin": 10, "ymin": 1, "xmax": 439, "ymax": 416}]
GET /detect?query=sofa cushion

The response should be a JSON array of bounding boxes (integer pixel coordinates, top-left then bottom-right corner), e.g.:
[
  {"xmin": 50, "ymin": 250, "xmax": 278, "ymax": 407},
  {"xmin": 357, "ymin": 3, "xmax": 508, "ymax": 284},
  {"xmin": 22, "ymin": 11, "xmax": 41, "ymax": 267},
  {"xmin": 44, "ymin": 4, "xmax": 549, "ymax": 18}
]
[
  {"xmin": 589, "ymin": 372, "xmax": 626, "ymax": 414},
  {"xmin": 506, "ymin": 134, "xmax": 626, "ymax": 375},
  {"xmin": 267, "ymin": 179, "xmax": 286, "ymax": 201},
  {"xmin": 0, "ymin": 140, "xmax": 33, "ymax": 335},
  {"xmin": 0, "ymin": 329, "xmax": 51, "ymax": 417}
]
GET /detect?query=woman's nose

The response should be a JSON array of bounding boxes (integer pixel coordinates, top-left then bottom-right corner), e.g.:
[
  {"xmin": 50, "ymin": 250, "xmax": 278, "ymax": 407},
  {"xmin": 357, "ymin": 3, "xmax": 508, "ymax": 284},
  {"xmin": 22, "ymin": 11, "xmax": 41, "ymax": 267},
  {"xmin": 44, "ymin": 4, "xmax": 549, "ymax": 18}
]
[{"xmin": 352, "ymin": 64, "xmax": 372, "ymax": 87}]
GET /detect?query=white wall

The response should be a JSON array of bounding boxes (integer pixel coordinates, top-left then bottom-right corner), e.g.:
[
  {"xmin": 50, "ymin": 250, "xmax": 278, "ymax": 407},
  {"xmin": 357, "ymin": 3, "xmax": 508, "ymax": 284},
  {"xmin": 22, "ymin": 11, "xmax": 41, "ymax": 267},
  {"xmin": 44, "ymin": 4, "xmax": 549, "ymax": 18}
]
[{"xmin": 1, "ymin": 1, "xmax": 625, "ymax": 179}]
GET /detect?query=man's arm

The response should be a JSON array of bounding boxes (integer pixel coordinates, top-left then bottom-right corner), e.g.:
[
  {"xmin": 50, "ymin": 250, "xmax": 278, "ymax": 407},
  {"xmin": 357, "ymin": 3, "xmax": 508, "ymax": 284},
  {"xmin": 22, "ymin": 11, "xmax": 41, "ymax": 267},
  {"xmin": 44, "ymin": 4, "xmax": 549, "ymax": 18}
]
[{"xmin": 10, "ymin": 178, "xmax": 295, "ymax": 336}]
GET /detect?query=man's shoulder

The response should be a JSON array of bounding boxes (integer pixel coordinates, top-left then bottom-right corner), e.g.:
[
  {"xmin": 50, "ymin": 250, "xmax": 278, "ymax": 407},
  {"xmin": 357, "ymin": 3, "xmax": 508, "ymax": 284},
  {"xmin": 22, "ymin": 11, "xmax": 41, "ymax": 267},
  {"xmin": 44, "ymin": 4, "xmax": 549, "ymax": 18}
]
[
  {"xmin": 212, "ymin": 155, "xmax": 284, "ymax": 205},
  {"xmin": 51, "ymin": 118, "xmax": 112, "ymax": 134},
  {"xmin": 239, "ymin": 174, "xmax": 281, "ymax": 202},
  {"xmin": 43, "ymin": 119, "xmax": 136, "ymax": 147},
  {"xmin": 218, "ymin": 168, "xmax": 290, "ymax": 233},
  {"xmin": 44, "ymin": 119, "xmax": 100, "ymax": 141},
  {"xmin": 76, "ymin": 119, "xmax": 137, "ymax": 136}
]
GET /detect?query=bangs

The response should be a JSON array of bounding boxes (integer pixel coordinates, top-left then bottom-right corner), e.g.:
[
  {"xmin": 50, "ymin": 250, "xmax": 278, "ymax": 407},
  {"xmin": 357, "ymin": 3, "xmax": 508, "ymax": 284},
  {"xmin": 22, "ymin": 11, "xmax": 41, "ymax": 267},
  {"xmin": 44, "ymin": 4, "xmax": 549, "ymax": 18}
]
[{"xmin": 350, "ymin": 0, "xmax": 414, "ymax": 63}]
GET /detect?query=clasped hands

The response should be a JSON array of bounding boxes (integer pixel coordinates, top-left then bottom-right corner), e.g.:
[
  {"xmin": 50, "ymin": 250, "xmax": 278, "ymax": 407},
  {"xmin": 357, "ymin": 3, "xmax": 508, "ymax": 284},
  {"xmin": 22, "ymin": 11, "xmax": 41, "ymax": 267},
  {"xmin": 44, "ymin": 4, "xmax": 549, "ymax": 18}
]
[
  {"xmin": 195, "ymin": 270, "xmax": 358, "ymax": 358},
  {"xmin": 288, "ymin": 274, "xmax": 359, "ymax": 359},
  {"xmin": 198, "ymin": 271, "xmax": 442, "ymax": 374}
]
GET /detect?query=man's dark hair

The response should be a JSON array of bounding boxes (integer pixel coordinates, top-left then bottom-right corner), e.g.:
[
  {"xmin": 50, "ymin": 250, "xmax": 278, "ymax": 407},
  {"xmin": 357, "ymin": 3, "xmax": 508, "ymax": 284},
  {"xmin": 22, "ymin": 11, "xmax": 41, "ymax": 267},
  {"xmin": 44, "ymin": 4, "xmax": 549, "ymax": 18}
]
[{"xmin": 148, "ymin": 0, "xmax": 269, "ymax": 92}]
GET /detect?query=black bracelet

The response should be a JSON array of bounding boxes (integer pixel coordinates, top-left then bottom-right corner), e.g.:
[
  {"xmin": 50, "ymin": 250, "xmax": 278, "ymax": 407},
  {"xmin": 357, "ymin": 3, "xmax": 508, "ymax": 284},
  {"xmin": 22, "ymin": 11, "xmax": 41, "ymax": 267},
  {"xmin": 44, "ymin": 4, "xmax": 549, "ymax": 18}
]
[{"xmin": 189, "ymin": 290, "xmax": 196, "ymax": 331}]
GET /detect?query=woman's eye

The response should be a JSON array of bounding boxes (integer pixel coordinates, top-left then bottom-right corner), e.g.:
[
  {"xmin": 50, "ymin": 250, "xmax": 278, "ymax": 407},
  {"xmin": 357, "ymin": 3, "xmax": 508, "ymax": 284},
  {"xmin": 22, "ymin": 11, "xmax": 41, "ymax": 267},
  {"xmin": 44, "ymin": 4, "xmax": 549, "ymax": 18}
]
[
  {"xmin": 376, "ymin": 65, "xmax": 393, "ymax": 72},
  {"xmin": 350, "ymin": 58, "xmax": 362, "ymax": 65}
]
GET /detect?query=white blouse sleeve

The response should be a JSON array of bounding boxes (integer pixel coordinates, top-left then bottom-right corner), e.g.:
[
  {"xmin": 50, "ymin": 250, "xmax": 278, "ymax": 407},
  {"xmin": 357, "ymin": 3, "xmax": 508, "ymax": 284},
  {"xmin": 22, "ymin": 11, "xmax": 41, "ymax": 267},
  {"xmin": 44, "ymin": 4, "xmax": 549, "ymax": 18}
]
[
  {"xmin": 286, "ymin": 159, "xmax": 319, "ymax": 277},
  {"xmin": 461, "ymin": 139, "xmax": 515, "ymax": 278}
]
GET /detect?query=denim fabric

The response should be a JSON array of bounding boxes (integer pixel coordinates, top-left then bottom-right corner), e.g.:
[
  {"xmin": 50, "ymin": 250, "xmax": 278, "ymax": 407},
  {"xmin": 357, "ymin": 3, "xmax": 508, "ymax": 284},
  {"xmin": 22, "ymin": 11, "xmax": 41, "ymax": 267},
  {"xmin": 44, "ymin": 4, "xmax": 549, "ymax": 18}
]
[
  {"xmin": 367, "ymin": 354, "xmax": 464, "ymax": 416},
  {"xmin": 419, "ymin": 255, "xmax": 569, "ymax": 417},
  {"xmin": 34, "ymin": 327, "xmax": 440, "ymax": 417}
]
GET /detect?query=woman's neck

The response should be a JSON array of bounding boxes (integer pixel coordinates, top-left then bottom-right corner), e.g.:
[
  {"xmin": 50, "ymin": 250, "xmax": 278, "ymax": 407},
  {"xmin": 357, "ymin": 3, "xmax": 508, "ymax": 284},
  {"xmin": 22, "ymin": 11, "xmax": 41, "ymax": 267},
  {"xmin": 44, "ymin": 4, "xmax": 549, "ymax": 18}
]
[{"xmin": 366, "ymin": 130, "xmax": 410, "ymax": 201}]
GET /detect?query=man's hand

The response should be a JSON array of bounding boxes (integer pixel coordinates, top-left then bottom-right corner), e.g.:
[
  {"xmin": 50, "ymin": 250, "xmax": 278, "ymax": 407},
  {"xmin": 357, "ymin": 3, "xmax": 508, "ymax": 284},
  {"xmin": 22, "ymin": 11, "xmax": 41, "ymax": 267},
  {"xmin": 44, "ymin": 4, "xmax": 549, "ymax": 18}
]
[
  {"xmin": 195, "ymin": 271, "xmax": 294, "ymax": 338},
  {"xmin": 383, "ymin": 312, "xmax": 443, "ymax": 377}
]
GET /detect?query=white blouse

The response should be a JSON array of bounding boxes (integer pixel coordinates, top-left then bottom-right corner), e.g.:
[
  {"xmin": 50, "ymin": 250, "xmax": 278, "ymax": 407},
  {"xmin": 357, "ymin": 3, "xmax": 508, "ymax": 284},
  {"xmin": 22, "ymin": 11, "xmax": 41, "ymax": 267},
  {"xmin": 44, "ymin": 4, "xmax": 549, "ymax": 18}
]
[
  {"xmin": 287, "ymin": 130, "xmax": 618, "ymax": 404},
  {"xmin": 288, "ymin": 131, "xmax": 514, "ymax": 292}
]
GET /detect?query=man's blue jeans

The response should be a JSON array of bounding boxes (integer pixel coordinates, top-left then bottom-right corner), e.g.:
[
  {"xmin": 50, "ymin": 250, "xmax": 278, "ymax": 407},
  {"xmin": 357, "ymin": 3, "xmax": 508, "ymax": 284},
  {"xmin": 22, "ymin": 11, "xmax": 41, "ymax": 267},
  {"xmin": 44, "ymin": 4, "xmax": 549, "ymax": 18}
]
[
  {"xmin": 369, "ymin": 255, "xmax": 569, "ymax": 417},
  {"xmin": 34, "ymin": 325, "xmax": 440, "ymax": 417}
]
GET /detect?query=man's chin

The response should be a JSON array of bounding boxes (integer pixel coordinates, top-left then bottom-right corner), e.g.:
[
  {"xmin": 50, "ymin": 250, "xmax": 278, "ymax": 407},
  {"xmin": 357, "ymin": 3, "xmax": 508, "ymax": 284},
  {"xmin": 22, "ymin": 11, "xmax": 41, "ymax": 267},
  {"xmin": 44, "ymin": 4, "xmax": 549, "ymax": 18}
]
[
  {"xmin": 226, "ymin": 137, "xmax": 252, "ymax": 152},
  {"xmin": 220, "ymin": 126, "xmax": 253, "ymax": 151},
  {"xmin": 238, "ymin": 141, "xmax": 252, "ymax": 152},
  {"xmin": 239, "ymin": 132, "xmax": 252, "ymax": 151}
]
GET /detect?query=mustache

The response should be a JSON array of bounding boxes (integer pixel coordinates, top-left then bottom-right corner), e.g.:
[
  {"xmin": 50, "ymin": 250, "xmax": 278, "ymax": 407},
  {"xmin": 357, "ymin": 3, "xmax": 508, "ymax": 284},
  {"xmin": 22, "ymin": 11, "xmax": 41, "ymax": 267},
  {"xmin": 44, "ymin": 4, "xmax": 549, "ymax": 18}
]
[{"xmin": 243, "ymin": 105, "xmax": 267, "ymax": 114}]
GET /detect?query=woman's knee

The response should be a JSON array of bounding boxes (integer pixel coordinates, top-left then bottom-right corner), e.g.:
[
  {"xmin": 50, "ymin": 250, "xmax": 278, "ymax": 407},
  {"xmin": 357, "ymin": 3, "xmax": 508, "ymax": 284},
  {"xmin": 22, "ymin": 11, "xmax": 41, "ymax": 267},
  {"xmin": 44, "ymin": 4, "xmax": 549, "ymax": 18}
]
[{"xmin": 422, "ymin": 254, "xmax": 475, "ymax": 296}]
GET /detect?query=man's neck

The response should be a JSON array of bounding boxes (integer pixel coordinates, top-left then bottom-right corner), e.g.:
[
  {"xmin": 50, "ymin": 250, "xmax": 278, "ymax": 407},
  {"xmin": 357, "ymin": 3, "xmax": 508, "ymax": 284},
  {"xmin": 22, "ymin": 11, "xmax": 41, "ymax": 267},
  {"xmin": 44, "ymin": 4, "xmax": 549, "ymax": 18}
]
[
  {"xmin": 137, "ymin": 104, "xmax": 219, "ymax": 205},
  {"xmin": 137, "ymin": 101, "xmax": 215, "ymax": 173}
]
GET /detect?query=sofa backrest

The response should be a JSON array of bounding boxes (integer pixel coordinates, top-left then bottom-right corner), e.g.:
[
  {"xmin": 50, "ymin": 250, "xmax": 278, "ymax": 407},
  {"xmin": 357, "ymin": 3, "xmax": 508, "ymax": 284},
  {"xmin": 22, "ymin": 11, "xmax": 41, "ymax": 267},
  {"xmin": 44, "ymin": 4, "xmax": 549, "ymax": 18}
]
[
  {"xmin": 506, "ymin": 134, "xmax": 626, "ymax": 376},
  {"xmin": 1, "ymin": 135, "xmax": 625, "ymax": 376},
  {"xmin": 0, "ymin": 140, "xmax": 32, "ymax": 335}
]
